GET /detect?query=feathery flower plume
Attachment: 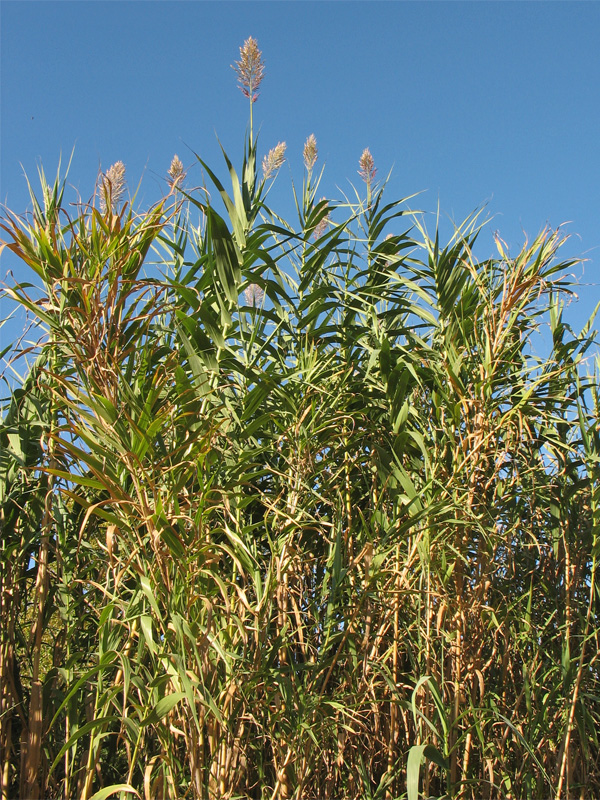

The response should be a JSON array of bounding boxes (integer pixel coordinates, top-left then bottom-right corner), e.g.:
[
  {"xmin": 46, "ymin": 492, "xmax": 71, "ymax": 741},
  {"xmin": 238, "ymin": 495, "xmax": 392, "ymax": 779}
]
[
  {"xmin": 232, "ymin": 36, "xmax": 265, "ymax": 103},
  {"xmin": 358, "ymin": 148, "xmax": 377, "ymax": 187},
  {"xmin": 384, "ymin": 233, "xmax": 396, "ymax": 267},
  {"xmin": 99, "ymin": 161, "xmax": 126, "ymax": 213},
  {"xmin": 262, "ymin": 142, "xmax": 286, "ymax": 180},
  {"xmin": 313, "ymin": 197, "xmax": 330, "ymax": 240},
  {"xmin": 303, "ymin": 134, "xmax": 318, "ymax": 172},
  {"xmin": 168, "ymin": 154, "xmax": 186, "ymax": 189},
  {"xmin": 244, "ymin": 283, "xmax": 265, "ymax": 307}
]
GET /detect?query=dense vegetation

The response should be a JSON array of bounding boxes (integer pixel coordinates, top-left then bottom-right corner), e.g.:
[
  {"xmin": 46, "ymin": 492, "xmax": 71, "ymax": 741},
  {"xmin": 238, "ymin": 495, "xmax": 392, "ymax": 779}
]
[{"xmin": 1, "ymin": 38, "xmax": 599, "ymax": 800}]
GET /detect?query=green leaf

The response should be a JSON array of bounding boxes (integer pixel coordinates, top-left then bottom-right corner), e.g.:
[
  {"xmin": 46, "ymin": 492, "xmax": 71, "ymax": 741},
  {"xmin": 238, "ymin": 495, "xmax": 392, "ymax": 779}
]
[
  {"xmin": 407, "ymin": 744, "xmax": 427, "ymax": 800},
  {"xmin": 88, "ymin": 785, "xmax": 140, "ymax": 800},
  {"xmin": 49, "ymin": 717, "xmax": 119, "ymax": 777},
  {"xmin": 141, "ymin": 691, "xmax": 186, "ymax": 727},
  {"xmin": 407, "ymin": 743, "xmax": 448, "ymax": 800}
]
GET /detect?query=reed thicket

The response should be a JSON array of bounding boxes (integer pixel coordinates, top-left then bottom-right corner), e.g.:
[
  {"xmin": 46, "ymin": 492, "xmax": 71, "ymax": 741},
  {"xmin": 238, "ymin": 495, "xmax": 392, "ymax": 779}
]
[{"xmin": 1, "ymin": 38, "xmax": 598, "ymax": 800}]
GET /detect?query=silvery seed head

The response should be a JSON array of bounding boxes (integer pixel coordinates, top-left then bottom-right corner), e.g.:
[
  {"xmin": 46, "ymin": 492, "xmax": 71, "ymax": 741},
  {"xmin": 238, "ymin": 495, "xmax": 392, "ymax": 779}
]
[
  {"xmin": 99, "ymin": 161, "xmax": 126, "ymax": 213},
  {"xmin": 358, "ymin": 148, "xmax": 376, "ymax": 187},
  {"xmin": 168, "ymin": 154, "xmax": 186, "ymax": 190},
  {"xmin": 303, "ymin": 134, "xmax": 318, "ymax": 172},
  {"xmin": 262, "ymin": 142, "xmax": 286, "ymax": 180},
  {"xmin": 244, "ymin": 283, "xmax": 265, "ymax": 307},
  {"xmin": 232, "ymin": 36, "xmax": 265, "ymax": 103}
]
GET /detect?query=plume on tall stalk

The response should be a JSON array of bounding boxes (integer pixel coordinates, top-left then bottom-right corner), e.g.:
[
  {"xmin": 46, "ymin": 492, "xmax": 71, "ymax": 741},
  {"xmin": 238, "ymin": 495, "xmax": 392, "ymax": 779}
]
[{"xmin": 1, "ymin": 37, "xmax": 599, "ymax": 800}]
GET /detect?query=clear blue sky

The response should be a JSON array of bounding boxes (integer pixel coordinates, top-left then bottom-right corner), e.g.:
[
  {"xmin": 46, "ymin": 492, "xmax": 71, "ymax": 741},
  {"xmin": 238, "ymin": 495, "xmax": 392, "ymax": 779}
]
[{"xmin": 1, "ymin": 1, "xmax": 599, "ymax": 358}]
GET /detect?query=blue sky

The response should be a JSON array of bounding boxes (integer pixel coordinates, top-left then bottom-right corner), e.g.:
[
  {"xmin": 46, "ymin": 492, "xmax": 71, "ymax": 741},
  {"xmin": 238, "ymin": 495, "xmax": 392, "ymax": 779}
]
[{"xmin": 1, "ymin": 1, "xmax": 599, "ymax": 359}]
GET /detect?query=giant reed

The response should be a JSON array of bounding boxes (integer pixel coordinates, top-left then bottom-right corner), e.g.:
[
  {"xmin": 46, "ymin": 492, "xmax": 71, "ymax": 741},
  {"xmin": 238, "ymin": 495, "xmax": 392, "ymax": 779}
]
[{"xmin": 1, "ymin": 37, "xmax": 598, "ymax": 800}]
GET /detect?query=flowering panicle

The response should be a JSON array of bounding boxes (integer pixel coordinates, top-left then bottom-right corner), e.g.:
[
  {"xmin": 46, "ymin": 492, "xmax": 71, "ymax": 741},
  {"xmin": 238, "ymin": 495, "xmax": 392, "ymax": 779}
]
[
  {"xmin": 232, "ymin": 36, "xmax": 265, "ymax": 103},
  {"xmin": 313, "ymin": 197, "xmax": 330, "ymax": 240},
  {"xmin": 262, "ymin": 142, "xmax": 286, "ymax": 180},
  {"xmin": 244, "ymin": 283, "xmax": 265, "ymax": 307},
  {"xmin": 383, "ymin": 233, "xmax": 396, "ymax": 267},
  {"xmin": 98, "ymin": 161, "xmax": 126, "ymax": 213},
  {"xmin": 167, "ymin": 154, "xmax": 186, "ymax": 190},
  {"xmin": 358, "ymin": 148, "xmax": 377, "ymax": 188},
  {"xmin": 303, "ymin": 134, "xmax": 318, "ymax": 172}
]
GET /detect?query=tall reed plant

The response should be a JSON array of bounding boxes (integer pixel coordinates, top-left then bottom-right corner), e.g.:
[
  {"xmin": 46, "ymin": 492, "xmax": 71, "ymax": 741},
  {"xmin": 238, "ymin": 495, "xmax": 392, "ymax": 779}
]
[{"xmin": 1, "ymin": 37, "xmax": 598, "ymax": 800}]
